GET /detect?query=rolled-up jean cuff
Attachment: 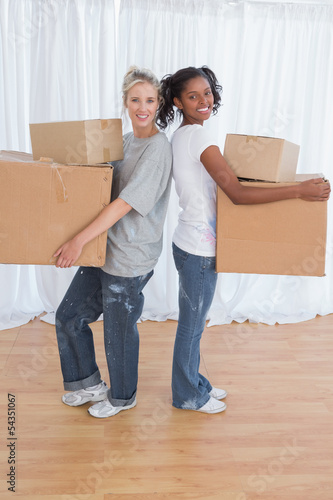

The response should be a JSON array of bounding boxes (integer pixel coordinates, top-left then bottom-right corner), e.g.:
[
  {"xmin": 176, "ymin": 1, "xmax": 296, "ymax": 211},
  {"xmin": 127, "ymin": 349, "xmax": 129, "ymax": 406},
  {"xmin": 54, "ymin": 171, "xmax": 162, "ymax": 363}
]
[
  {"xmin": 109, "ymin": 392, "xmax": 136, "ymax": 408},
  {"xmin": 63, "ymin": 370, "xmax": 102, "ymax": 391}
]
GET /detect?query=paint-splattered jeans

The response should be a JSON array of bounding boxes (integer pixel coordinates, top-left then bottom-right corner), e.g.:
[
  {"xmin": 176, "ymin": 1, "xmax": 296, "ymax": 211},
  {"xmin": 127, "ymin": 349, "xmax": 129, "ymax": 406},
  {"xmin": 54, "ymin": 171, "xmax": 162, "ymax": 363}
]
[
  {"xmin": 172, "ymin": 243, "xmax": 218, "ymax": 410},
  {"xmin": 55, "ymin": 267, "xmax": 153, "ymax": 407}
]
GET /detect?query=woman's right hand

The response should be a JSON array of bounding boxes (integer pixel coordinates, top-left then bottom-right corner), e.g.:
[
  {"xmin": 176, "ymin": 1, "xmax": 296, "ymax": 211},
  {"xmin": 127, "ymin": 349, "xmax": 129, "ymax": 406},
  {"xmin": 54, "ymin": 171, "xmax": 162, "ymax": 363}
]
[{"xmin": 298, "ymin": 178, "xmax": 331, "ymax": 201}]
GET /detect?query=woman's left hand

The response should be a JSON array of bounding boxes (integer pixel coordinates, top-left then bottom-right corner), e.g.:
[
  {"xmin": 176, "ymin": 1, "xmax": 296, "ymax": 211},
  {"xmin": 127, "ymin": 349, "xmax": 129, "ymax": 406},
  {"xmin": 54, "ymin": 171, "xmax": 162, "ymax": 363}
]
[{"xmin": 53, "ymin": 237, "xmax": 83, "ymax": 268}]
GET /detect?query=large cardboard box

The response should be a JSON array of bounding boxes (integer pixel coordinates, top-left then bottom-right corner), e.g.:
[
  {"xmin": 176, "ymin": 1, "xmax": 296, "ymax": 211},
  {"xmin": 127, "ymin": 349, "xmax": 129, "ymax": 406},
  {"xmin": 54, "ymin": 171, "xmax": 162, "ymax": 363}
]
[
  {"xmin": 216, "ymin": 175, "xmax": 327, "ymax": 276},
  {"xmin": 224, "ymin": 134, "xmax": 300, "ymax": 182},
  {"xmin": 30, "ymin": 118, "xmax": 123, "ymax": 165},
  {"xmin": 0, "ymin": 151, "xmax": 113, "ymax": 266}
]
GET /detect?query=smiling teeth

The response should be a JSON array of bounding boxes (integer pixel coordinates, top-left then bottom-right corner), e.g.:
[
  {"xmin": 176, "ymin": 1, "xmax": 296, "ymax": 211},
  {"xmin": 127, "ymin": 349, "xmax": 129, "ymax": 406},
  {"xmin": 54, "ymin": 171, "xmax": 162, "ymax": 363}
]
[
  {"xmin": 137, "ymin": 114, "xmax": 148, "ymax": 118},
  {"xmin": 198, "ymin": 107, "xmax": 209, "ymax": 112}
]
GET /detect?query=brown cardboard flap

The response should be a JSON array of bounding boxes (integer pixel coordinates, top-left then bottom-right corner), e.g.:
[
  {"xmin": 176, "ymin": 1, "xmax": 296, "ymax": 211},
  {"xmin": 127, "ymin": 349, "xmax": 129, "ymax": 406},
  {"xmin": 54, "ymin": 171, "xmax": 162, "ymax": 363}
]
[
  {"xmin": 0, "ymin": 155, "xmax": 113, "ymax": 266},
  {"xmin": 224, "ymin": 134, "xmax": 300, "ymax": 182},
  {"xmin": 30, "ymin": 118, "xmax": 124, "ymax": 165},
  {"xmin": 216, "ymin": 179, "xmax": 327, "ymax": 276}
]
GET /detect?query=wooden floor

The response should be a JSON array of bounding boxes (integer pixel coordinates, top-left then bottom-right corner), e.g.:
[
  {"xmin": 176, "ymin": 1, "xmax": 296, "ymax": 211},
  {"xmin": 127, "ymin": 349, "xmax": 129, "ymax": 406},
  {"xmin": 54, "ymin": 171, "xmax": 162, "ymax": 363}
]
[{"xmin": 1, "ymin": 314, "xmax": 333, "ymax": 500}]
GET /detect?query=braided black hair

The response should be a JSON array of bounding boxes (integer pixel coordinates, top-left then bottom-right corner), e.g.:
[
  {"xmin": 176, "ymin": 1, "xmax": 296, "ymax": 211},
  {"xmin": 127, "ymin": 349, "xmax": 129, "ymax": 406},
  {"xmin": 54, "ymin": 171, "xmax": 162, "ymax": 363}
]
[{"xmin": 157, "ymin": 66, "xmax": 222, "ymax": 130}]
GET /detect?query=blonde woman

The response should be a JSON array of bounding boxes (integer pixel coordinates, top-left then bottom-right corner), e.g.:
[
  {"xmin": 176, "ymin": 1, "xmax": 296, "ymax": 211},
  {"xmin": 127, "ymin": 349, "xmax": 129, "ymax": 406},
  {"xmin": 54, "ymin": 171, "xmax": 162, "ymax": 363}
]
[{"xmin": 54, "ymin": 67, "xmax": 172, "ymax": 418}]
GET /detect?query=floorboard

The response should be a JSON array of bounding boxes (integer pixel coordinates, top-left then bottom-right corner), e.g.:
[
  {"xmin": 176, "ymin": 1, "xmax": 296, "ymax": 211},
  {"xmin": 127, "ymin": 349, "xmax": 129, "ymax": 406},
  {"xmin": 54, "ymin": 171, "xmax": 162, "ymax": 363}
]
[{"xmin": 1, "ymin": 314, "xmax": 333, "ymax": 499}]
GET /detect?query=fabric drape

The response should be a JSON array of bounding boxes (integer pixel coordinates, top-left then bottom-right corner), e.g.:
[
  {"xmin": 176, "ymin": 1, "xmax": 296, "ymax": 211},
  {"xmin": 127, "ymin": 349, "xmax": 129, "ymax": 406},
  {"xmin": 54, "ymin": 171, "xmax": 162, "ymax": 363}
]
[
  {"xmin": 0, "ymin": 0, "xmax": 119, "ymax": 329},
  {"xmin": 1, "ymin": 0, "xmax": 333, "ymax": 330}
]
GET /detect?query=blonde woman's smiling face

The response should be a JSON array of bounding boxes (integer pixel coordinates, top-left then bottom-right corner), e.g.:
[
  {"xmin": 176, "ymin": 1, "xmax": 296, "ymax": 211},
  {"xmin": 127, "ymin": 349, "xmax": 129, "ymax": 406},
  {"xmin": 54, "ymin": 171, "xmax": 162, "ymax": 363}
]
[{"xmin": 125, "ymin": 81, "xmax": 159, "ymax": 137}]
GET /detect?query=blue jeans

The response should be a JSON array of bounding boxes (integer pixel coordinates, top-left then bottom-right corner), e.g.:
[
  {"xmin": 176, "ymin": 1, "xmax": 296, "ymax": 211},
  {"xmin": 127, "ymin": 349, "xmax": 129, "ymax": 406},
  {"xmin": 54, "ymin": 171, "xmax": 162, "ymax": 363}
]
[
  {"xmin": 55, "ymin": 267, "xmax": 153, "ymax": 407},
  {"xmin": 172, "ymin": 243, "xmax": 218, "ymax": 410}
]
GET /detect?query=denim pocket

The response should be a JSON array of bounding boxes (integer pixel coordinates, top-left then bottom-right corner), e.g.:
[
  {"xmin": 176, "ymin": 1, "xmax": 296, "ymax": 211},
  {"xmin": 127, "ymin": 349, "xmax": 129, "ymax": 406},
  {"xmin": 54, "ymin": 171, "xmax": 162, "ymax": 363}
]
[
  {"xmin": 172, "ymin": 243, "xmax": 189, "ymax": 272},
  {"xmin": 203, "ymin": 255, "xmax": 216, "ymax": 271}
]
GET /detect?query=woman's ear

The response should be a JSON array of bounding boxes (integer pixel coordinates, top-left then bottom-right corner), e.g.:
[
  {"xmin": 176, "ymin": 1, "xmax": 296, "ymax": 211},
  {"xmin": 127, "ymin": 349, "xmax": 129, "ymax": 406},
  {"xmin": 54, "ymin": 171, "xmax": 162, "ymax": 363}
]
[{"xmin": 173, "ymin": 97, "xmax": 183, "ymax": 110}]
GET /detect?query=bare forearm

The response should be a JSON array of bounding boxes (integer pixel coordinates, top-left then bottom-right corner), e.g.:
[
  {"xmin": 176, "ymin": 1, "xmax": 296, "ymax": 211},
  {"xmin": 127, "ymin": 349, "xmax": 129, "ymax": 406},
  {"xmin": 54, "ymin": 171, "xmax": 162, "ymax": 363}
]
[
  {"xmin": 54, "ymin": 198, "xmax": 132, "ymax": 267},
  {"xmin": 201, "ymin": 145, "xmax": 330, "ymax": 205},
  {"xmin": 74, "ymin": 198, "xmax": 132, "ymax": 247},
  {"xmin": 228, "ymin": 184, "xmax": 300, "ymax": 205}
]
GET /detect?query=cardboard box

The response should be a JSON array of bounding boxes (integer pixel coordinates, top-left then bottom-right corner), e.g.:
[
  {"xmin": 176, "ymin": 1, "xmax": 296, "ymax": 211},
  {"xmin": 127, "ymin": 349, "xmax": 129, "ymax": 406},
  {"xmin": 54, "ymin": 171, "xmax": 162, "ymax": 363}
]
[
  {"xmin": 0, "ymin": 151, "xmax": 113, "ymax": 266},
  {"xmin": 30, "ymin": 118, "xmax": 123, "ymax": 165},
  {"xmin": 216, "ymin": 175, "xmax": 327, "ymax": 276},
  {"xmin": 224, "ymin": 134, "xmax": 300, "ymax": 182}
]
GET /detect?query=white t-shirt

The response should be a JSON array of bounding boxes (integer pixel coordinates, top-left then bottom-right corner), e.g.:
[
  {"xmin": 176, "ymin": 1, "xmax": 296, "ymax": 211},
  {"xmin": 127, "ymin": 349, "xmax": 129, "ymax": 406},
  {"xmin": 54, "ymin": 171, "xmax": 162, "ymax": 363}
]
[{"xmin": 171, "ymin": 124, "xmax": 219, "ymax": 257}]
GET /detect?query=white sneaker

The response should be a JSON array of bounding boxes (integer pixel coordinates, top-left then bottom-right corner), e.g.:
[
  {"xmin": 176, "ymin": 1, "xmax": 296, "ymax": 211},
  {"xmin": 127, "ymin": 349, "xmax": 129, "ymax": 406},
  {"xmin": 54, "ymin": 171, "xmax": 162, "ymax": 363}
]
[
  {"xmin": 209, "ymin": 386, "xmax": 228, "ymax": 400},
  {"xmin": 196, "ymin": 397, "xmax": 227, "ymax": 414},
  {"xmin": 88, "ymin": 398, "xmax": 137, "ymax": 418},
  {"xmin": 62, "ymin": 381, "xmax": 108, "ymax": 407}
]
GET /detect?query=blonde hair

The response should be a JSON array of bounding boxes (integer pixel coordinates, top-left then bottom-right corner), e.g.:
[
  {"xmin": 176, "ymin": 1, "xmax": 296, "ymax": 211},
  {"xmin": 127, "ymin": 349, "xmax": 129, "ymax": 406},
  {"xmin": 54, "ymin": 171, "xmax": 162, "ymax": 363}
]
[{"xmin": 122, "ymin": 65, "xmax": 163, "ymax": 107}]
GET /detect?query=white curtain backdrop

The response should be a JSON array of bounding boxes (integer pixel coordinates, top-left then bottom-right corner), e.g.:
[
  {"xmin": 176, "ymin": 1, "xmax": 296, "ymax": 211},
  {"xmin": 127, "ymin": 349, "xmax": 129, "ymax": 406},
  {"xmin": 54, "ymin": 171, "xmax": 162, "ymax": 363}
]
[
  {"xmin": 1, "ymin": 0, "xmax": 333, "ymax": 331},
  {"xmin": 0, "ymin": 0, "xmax": 120, "ymax": 329}
]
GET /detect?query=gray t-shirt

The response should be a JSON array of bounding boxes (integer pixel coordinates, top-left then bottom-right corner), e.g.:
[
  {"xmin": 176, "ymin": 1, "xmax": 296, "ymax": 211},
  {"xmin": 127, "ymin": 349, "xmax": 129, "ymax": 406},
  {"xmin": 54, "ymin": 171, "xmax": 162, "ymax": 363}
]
[{"xmin": 102, "ymin": 131, "xmax": 172, "ymax": 277}]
